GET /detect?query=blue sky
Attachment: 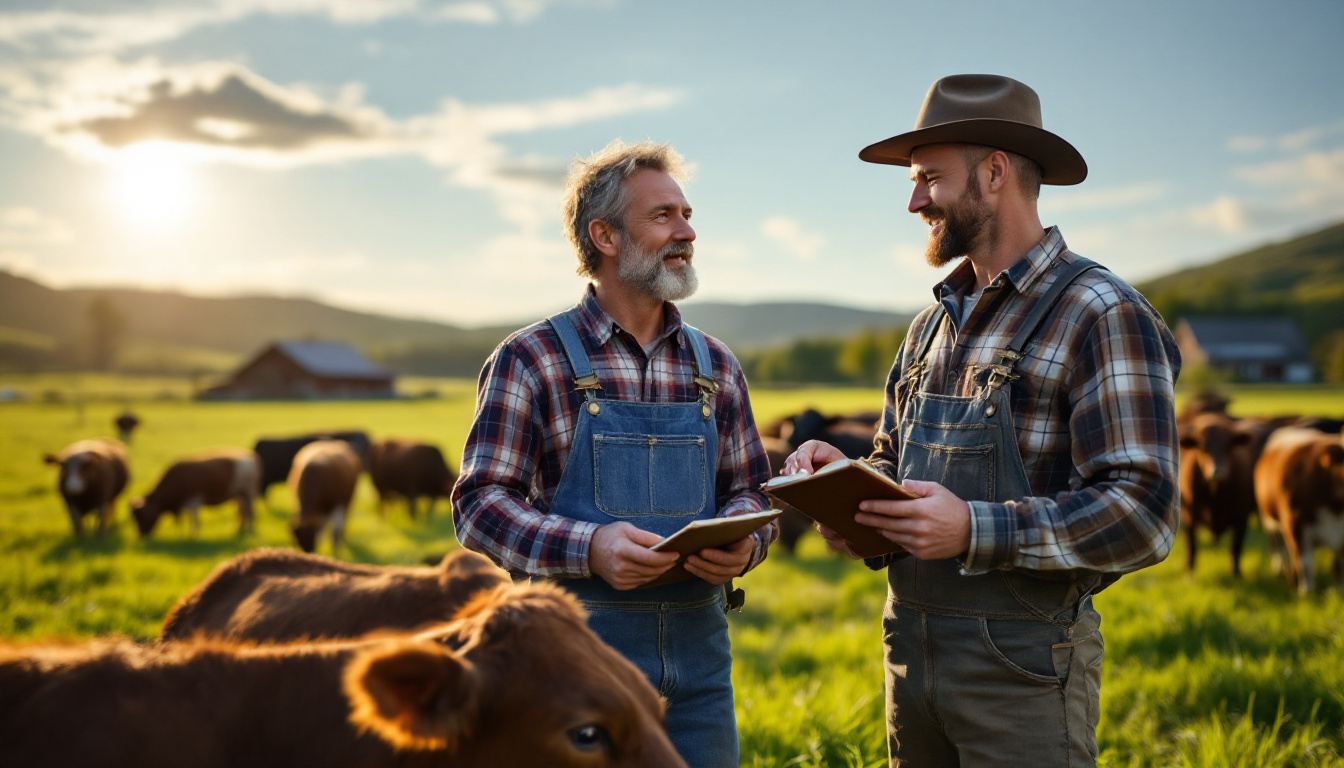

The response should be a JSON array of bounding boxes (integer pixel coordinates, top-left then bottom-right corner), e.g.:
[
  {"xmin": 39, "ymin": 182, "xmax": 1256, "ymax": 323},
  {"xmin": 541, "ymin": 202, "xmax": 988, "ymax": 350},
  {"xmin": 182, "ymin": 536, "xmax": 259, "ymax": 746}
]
[{"xmin": 1, "ymin": 0, "xmax": 1341, "ymax": 326}]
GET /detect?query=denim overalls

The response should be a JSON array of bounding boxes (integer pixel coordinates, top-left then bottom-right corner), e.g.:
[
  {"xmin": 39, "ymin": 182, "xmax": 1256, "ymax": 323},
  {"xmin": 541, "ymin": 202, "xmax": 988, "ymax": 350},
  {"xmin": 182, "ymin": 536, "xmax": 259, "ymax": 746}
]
[
  {"xmin": 544, "ymin": 311, "xmax": 737, "ymax": 768},
  {"xmin": 884, "ymin": 259, "xmax": 1107, "ymax": 767}
]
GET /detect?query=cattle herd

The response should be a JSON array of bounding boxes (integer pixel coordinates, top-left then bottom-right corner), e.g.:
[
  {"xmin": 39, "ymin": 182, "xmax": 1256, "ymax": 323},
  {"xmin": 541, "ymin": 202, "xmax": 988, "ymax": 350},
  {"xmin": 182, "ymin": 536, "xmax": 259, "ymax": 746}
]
[{"xmin": 43, "ymin": 422, "xmax": 457, "ymax": 555}]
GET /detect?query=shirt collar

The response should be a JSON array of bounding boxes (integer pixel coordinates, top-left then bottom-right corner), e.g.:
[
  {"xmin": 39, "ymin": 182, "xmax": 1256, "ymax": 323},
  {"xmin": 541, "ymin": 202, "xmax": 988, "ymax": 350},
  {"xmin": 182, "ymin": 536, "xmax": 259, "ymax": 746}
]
[
  {"xmin": 574, "ymin": 284, "xmax": 687, "ymax": 349},
  {"xmin": 931, "ymin": 226, "xmax": 1069, "ymax": 303}
]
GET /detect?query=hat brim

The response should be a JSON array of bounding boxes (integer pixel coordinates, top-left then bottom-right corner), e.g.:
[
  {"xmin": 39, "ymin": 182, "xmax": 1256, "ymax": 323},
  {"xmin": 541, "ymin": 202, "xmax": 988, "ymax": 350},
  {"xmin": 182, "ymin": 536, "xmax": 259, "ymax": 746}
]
[{"xmin": 859, "ymin": 118, "xmax": 1087, "ymax": 185}]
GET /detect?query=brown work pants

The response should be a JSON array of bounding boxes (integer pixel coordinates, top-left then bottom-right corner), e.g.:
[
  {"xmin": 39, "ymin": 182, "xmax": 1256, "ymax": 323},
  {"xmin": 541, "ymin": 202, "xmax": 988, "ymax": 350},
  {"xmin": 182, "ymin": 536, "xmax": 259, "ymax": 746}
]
[{"xmin": 883, "ymin": 599, "xmax": 1103, "ymax": 767}]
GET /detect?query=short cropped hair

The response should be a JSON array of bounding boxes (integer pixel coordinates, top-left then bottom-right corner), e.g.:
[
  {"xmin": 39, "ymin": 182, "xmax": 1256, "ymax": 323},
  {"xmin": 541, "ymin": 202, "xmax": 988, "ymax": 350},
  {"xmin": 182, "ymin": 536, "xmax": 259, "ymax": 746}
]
[
  {"xmin": 960, "ymin": 145, "xmax": 1042, "ymax": 201},
  {"xmin": 561, "ymin": 140, "xmax": 689, "ymax": 278}
]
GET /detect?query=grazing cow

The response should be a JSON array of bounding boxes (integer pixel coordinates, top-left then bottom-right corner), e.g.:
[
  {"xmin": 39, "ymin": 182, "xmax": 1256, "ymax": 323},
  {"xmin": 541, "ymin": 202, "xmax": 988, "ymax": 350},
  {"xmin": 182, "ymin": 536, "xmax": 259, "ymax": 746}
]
[
  {"xmin": 253, "ymin": 430, "xmax": 371, "ymax": 495},
  {"xmin": 289, "ymin": 440, "xmax": 362, "ymax": 554},
  {"xmin": 1255, "ymin": 428, "xmax": 1344, "ymax": 593},
  {"xmin": 43, "ymin": 439, "xmax": 130, "ymax": 537},
  {"xmin": 1178, "ymin": 413, "xmax": 1256, "ymax": 576},
  {"xmin": 1178, "ymin": 387, "xmax": 1232, "ymax": 423},
  {"xmin": 113, "ymin": 411, "xmax": 140, "ymax": 443},
  {"xmin": 1293, "ymin": 416, "xmax": 1344, "ymax": 435},
  {"xmin": 161, "ymin": 547, "xmax": 509, "ymax": 642},
  {"xmin": 366, "ymin": 438, "xmax": 456, "ymax": 519},
  {"xmin": 0, "ymin": 583, "xmax": 688, "ymax": 768},
  {"xmin": 132, "ymin": 450, "xmax": 260, "ymax": 538}
]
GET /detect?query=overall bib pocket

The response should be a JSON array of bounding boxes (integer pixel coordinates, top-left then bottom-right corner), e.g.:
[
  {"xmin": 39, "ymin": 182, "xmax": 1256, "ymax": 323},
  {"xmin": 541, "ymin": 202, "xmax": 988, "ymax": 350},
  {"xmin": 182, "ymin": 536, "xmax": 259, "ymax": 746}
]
[
  {"xmin": 594, "ymin": 433, "xmax": 707, "ymax": 517},
  {"xmin": 902, "ymin": 439, "xmax": 995, "ymax": 502}
]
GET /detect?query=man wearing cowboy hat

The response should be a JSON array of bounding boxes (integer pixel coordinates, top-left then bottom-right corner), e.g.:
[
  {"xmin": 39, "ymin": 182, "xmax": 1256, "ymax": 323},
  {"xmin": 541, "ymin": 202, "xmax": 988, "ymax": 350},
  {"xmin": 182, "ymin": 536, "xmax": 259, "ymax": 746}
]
[{"xmin": 785, "ymin": 74, "xmax": 1181, "ymax": 766}]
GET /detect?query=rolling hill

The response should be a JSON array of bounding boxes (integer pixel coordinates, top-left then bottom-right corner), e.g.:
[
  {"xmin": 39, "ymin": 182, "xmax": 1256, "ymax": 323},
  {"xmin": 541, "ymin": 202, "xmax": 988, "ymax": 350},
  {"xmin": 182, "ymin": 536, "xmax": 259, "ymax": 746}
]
[{"xmin": 0, "ymin": 271, "xmax": 911, "ymax": 376}]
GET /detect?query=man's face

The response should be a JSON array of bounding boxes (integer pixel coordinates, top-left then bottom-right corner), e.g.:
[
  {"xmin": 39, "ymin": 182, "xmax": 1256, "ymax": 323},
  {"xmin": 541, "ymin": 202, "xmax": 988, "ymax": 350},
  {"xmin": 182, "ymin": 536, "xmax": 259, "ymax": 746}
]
[
  {"xmin": 614, "ymin": 169, "xmax": 698, "ymax": 301},
  {"xmin": 908, "ymin": 144, "xmax": 992, "ymax": 267}
]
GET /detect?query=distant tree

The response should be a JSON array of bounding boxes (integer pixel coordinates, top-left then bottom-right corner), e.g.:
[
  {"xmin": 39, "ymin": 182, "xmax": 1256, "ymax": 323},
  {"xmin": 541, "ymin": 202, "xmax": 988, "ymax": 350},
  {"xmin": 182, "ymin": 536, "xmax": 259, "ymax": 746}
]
[
  {"xmin": 85, "ymin": 296, "xmax": 127, "ymax": 371},
  {"xmin": 838, "ymin": 327, "xmax": 907, "ymax": 386},
  {"xmin": 1321, "ymin": 331, "xmax": 1344, "ymax": 385}
]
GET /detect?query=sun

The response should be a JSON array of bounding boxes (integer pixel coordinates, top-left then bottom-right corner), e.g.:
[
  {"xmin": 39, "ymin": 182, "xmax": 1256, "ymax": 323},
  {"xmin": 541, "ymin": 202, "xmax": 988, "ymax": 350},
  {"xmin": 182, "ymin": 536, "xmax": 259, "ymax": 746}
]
[{"xmin": 108, "ymin": 141, "xmax": 198, "ymax": 232}]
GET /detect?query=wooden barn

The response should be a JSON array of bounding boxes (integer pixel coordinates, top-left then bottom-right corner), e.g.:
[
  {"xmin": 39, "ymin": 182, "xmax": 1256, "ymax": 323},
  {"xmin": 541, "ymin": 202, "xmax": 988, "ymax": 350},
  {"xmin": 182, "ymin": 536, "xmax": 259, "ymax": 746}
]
[
  {"xmin": 203, "ymin": 340, "xmax": 395, "ymax": 400},
  {"xmin": 1174, "ymin": 316, "xmax": 1314, "ymax": 383}
]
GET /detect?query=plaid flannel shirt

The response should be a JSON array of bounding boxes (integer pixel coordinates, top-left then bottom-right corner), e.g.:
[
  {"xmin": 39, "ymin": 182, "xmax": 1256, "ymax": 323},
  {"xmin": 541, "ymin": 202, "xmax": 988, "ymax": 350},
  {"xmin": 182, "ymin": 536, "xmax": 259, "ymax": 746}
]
[
  {"xmin": 870, "ymin": 227, "xmax": 1182, "ymax": 579},
  {"xmin": 452, "ymin": 286, "xmax": 775, "ymax": 579}
]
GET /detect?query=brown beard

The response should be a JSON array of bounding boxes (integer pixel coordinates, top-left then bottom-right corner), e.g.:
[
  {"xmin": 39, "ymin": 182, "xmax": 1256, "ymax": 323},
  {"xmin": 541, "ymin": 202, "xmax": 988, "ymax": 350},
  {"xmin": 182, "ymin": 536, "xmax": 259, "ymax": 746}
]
[{"xmin": 924, "ymin": 179, "xmax": 992, "ymax": 267}]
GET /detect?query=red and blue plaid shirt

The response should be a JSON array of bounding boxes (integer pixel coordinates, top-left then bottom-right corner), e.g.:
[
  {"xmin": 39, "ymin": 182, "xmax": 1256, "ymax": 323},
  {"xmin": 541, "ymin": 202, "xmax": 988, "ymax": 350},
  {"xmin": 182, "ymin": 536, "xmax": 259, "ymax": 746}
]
[
  {"xmin": 452, "ymin": 286, "xmax": 775, "ymax": 578},
  {"xmin": 872, "ymin": 227, "xmax": 1182, "ymax": 579}
]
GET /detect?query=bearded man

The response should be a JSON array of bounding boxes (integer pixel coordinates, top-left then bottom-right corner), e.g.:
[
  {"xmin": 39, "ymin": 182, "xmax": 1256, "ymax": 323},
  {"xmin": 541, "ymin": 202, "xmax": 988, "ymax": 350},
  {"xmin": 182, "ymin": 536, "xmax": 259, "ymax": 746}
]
[
  {"xmin": 452, "ymin": 140, "xmax": 774, "ymax": 768},
  {"xmin": 785, "ymin": 75, "xmax": 1182, "ymax": 766}
]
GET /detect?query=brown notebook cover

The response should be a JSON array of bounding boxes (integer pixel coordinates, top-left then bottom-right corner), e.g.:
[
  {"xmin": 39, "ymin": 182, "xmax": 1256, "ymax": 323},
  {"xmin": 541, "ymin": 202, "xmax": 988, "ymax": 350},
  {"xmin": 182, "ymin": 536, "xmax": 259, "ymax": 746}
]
[
  {"xmin": 641, "ymin": 509, "xmax": 783, "ymax": 587},
  {"xmin": 761, "ymin": 459, "xmax": 914, "ymax": 558}
]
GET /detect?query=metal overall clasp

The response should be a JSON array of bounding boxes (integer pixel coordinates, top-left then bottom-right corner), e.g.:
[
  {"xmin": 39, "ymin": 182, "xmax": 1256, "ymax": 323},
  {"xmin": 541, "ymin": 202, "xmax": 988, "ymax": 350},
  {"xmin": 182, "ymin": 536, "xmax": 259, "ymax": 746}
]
[{"xmin": 986, "ymin": 348, "xmax": 1022, "ymax": 390}]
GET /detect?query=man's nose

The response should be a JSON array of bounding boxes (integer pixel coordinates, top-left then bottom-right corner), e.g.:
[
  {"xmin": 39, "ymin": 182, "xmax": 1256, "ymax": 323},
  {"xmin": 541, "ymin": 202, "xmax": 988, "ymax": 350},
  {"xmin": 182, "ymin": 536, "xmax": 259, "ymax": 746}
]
[
  {"xmin": 908, "ymin": 183, "xmax": 930, "ymax": 214},
  {"xmin": 675, "ymin": 216, "xmax": 695, "ymax": 242}
]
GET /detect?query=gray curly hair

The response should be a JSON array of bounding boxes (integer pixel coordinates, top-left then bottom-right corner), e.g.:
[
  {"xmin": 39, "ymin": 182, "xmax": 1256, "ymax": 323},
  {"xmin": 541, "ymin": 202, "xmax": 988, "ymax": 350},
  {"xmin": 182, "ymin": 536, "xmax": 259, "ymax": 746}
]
[{"xmin": 561, "ymin": 140, "xmax": 689, "ymax": 278}]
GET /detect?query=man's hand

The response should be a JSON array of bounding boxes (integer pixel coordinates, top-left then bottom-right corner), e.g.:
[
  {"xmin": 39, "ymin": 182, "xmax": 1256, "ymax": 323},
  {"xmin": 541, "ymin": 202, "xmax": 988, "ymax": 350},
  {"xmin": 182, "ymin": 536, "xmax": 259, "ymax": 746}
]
[
  {"xmin": 853, "ymin": 479, "xmax": 972, "ymax": 560},
  {"xmin": 589, "ymin": 522, "xmax": 680, "ymax": 590},
  {"xmin": 684, "ymin": 534, "xmax": 755, "ymax": 585},
  {"xmin": 781, "ymin": 440, "xmax": 847, "ymax": 475}
]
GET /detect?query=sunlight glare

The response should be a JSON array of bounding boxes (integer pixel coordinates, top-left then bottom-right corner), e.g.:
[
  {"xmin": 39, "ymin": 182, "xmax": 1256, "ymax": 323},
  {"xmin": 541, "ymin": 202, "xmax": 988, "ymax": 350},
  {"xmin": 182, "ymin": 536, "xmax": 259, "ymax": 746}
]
[{"xmin": 108, "ymin": 141, "xmax": 198, "ymax": 233}]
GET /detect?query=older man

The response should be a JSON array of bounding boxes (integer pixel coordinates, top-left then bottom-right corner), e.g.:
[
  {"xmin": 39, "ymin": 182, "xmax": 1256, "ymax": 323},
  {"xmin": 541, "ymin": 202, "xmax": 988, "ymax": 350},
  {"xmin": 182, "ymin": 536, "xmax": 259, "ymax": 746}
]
[
  {"xmin": 786, "ymin": 75, "xmax": 1182, "ymax": 766},
  {"xmin": 452, "ymin": 140, "xmax": 774, "ymax": 768}
]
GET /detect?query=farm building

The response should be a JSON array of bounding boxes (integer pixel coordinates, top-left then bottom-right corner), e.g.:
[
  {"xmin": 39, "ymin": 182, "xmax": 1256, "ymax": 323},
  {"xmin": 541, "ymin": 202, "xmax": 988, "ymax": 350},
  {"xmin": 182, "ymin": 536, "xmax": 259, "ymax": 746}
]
[
  {"xmin": 1174, "ymin": 316, "xmax": 1314, "ymax": 383},
  {"xmin": 202, "ymin": 340, "xmax": 395, "ymax": 400}
]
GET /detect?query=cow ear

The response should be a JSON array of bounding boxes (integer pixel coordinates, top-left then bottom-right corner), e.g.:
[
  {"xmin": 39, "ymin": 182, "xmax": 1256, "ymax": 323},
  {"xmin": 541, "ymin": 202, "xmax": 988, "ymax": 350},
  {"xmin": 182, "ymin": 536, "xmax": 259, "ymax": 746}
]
[
  {"xmin": 1322, "ymin": 444, "xmax": 1344, "ymax": 469},
  {"xmin": 43, "ymin": 454, "xmax": 59, "ymax": 465},
  {"xmin": 344, "ymin": 641, "xmax": 479, "ymax": 752}
]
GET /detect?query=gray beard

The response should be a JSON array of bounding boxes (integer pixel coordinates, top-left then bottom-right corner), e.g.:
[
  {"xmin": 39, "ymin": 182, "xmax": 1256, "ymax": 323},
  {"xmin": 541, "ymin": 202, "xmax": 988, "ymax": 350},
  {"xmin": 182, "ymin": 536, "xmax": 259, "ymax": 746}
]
[{"xmin": 617, "ymin": 239, "xmax": 699, "ymax": 302}]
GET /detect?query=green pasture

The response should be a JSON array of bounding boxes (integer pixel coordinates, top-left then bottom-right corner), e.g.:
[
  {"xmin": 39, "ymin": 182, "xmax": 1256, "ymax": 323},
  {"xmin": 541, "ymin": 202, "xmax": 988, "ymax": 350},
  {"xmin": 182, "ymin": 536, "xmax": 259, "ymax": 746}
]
[{"xmin": 1, "ymin": 377, "xmax": 1342, "ymax": 766}]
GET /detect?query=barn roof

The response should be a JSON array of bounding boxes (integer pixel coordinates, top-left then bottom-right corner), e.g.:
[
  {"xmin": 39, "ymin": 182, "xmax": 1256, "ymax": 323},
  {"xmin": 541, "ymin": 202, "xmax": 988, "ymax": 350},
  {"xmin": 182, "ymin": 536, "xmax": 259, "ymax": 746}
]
[
  {"xmin": 1178, "ymin": 317, "xmax": 1310, "ymax": 363},
  {"xmin": 273, "ymin": 340, "xmax": 392, "ymax": 380}
]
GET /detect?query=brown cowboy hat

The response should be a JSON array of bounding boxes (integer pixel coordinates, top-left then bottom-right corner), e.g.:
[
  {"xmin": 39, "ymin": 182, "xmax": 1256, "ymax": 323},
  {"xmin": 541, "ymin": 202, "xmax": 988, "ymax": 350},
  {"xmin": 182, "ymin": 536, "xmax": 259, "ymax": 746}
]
[{"xmin": 859, "ymin": 74, "xmax": 1087, "ymax": 185}]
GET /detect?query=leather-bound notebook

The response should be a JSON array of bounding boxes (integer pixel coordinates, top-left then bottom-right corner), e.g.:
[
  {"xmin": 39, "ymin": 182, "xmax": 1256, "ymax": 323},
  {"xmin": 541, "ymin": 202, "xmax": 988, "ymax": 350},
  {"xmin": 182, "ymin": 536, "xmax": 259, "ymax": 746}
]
[
  {"xmin": 642, "ymin": 509, "xmax": 783, "ymax": 587},
  {"xmin": 761, "ymin": 459, "xmax": 913, "ymax": 558}
]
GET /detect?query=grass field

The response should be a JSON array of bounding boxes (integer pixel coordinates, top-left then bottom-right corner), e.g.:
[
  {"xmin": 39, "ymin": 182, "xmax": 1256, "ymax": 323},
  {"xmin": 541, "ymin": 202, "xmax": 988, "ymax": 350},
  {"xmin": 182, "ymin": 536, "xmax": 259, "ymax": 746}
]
[{"xmin": 1, "ymin": 377, "xmax": 1342, "ymax": 766}]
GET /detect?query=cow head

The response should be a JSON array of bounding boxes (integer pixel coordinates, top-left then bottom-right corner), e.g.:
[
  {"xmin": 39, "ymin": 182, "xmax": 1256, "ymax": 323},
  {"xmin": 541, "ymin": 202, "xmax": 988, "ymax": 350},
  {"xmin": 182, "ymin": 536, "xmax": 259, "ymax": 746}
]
[
  {"xmin": 1180, "ymin": 414, "xmax": 1252, "ymax": 487},
  {"xmin": 45, "ymin": 450, "xmax": 104, "ymax": 497},
  {"xmin": 1320, "ymin": 443, "xmax": 1344, "ymax": 506},
  {"xmin": 344, "ymin": 583, "xmax": 687, "ymax": 768},
  {"xmin": 289, "ymin": 518, "xmax": 322, "ymax": 553},
  {"xmin": 130, "ymin": 498, "xmax": 164, "ymax": 537}
]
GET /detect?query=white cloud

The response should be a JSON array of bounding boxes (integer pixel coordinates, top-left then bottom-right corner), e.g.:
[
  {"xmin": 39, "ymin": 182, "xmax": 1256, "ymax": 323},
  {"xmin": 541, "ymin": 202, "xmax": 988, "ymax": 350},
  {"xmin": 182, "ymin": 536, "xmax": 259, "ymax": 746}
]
[
  {"xmin": 1226, "ymin": 118, "xmax": 1344, "ymax": 155},
  {"xmin": 0, "ymin": 250, "xmax": 37, "ymax": 275},
  {"xmin": 760, "ymin": 216, "xmax": 825, "ymax": 261},
  {"xmin": 0, "ymin": 206, "xmax": 75, "ymax": 246}
]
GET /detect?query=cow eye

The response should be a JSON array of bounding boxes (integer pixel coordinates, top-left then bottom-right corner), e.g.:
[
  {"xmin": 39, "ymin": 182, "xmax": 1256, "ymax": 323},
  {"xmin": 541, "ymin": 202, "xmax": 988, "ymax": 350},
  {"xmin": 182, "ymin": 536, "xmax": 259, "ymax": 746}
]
[{"xmin": 567, "ymin": 724, "xmax": 610, "ymax": 751}]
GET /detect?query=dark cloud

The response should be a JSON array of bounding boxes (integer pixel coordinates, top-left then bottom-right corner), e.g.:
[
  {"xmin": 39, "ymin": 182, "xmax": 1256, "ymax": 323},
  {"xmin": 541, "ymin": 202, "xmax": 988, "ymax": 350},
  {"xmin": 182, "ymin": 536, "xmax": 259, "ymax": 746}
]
[{"xmin": 76, "ymin": 74, "xmax": 365, "ymax": 150}]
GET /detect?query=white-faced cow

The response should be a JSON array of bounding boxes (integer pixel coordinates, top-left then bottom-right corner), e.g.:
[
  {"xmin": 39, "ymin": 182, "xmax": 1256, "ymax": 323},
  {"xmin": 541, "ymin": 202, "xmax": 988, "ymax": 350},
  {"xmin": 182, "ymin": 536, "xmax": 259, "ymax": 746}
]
[
  {"xmin": 160, "ymin": 547, "xmax": 509, "ymax": 642},
  {"xmin": 289, "ymin": 439, "xmax": 362, "ymax": 554},
  {"xmin": 1255, "ymin": 428, "xmax": 1344, "ymax": 594},
  {"xmin": 366, "ymin": 438, "xmax": 456, "ymax": 519},
  {"xmin": 1178, "ymin": 413, "xmax": 1257, "ymax": 576},
  {"xmin": 0, "ymin": 583, "xmax": 688, "ymax": 768},
  {"xmin": 43, "ymin": 439, "xmax": 130, "ymax": 537},
  {"xmin": 132, "ymin": 450, "xmax": 260, "ymax": 538}
]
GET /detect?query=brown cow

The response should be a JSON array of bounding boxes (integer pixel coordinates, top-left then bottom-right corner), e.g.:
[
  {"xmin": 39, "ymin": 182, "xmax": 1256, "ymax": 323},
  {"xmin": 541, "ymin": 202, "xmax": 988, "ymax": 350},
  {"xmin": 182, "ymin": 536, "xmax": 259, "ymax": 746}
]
[
  {"xmin": 367, "ymin": 438, "xmax": 456, "ymax": 519},
  {"xmin": 160, "ymin": 547, "xmax": 509, "ymax": 642},
  {"xmin": 43, "ymin": 439, "xmax": 130, "ymax": 537},
  {"xmin": 1178, "ymin": 413, "xmax": 1257, "ymax": 576},
  {"xmin": 132, "ymin": 450, "xmax": 260, "ymax": 538},
  {"xmin": 0, "ymin": 583, "xmax": 687, "ymax": 768},
  {"xmin": 289, "ymin": 439, "xmax": 362, "ymax": 554},
  {"xmin": 1255, "ymin": 428, "xmax": 1344, "ymax": 593}
]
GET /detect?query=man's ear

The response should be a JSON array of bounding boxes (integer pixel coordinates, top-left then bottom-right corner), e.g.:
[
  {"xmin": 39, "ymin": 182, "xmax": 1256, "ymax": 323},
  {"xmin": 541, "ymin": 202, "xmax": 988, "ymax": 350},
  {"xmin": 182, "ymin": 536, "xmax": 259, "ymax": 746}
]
[
  {"xmin": 588, "ymin": 218, "xmax": 621, "ymax": 259},
  {"xmin": 344, "ymin": 641, "xmax": 480, "ymax": 752},
  {"xmin": 985, "ymin": 150, "xmax": 1010, "ymax": 193}
]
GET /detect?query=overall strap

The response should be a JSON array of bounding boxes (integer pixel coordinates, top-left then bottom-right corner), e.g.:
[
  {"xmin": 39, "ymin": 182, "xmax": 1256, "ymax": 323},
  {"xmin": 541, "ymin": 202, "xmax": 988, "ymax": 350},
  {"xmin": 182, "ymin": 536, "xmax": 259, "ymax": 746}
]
[
  {"xmin": 989, "ymin": 258, "xmax": 1103, "ymax": 388},
  {"xmin": 904, "ymin": 306, "xmax": 946, "ymax": 384},
  {"xmin": 682, "ymin": 325, "xmax": 720, "ymax": 404},
  {"xmin": 546, "ymin": 312, "xmax": 602, "ymax": 401}
]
